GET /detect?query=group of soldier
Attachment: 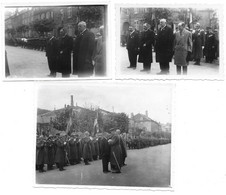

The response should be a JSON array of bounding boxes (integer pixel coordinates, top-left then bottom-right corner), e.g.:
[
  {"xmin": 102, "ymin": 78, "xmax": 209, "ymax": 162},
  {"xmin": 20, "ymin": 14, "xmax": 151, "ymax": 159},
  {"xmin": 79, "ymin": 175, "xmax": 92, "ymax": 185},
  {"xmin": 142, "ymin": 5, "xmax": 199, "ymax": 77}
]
[
  {"xmin": 125, "ymin": 19, "xmax": 219, "ymax": 75},
  {"xmin": 36, "ymin": 128, "xmax": 127, "ymax": 174}
]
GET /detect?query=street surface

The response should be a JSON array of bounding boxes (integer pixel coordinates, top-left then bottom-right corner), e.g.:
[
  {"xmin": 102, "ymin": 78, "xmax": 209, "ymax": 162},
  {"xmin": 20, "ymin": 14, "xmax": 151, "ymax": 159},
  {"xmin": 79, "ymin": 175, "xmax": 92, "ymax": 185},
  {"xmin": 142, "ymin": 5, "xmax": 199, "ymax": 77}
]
[
  {"xmin": 36, "ymin": 144, "xmax": 171, "ymax": 187},
  {"xmin": 5, "ymin": 46, "xmax": 78, "ymax": 78},
  {"xmin": 118, "ymin": 46, "xmax": 219, "ymax": 77}
]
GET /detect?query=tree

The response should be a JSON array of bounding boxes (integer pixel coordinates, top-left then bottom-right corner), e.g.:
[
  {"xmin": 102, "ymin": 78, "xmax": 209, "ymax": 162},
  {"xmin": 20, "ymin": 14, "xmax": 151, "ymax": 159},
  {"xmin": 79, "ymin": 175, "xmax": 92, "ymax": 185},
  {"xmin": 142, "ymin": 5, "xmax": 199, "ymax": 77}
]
[
  {"xmin": 16, "ymin": 24, "xmax": 29, "ymax": 33},
  {"xmin": 77, "ymin": 6, "xmax": 104, "ymax": 28},
  {"xmin": 31, "ymin": 19, "xmax": 55, "ymax": 36}
]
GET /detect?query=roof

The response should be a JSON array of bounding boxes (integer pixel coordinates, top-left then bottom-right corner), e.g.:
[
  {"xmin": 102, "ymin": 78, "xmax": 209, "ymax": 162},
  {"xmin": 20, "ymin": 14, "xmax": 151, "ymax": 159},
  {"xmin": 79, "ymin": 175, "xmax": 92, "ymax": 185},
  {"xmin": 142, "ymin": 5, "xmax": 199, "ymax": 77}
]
[{"xmin": 131, "ymin": 113, "xmax": 159, "ymax": 124}]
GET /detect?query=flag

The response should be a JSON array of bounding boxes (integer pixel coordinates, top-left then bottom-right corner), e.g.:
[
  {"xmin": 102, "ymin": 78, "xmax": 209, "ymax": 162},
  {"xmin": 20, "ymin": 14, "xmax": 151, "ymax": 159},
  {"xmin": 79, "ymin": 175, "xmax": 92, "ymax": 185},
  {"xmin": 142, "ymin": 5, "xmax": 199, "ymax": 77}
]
[
  {"xmin": 93, "ymin": 111, "xmax": 99, "ymax": 136},
  {"xmin": 66, "ymin": 114, "xmax": 72, "ymax": 134}
]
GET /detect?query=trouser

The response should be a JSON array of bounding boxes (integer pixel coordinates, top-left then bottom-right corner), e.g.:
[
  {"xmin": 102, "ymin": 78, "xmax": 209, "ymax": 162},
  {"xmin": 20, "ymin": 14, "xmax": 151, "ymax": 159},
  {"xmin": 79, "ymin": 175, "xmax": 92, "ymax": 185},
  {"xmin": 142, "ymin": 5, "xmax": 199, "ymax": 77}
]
[
  {"xmin": 62, "ymin": 73, "xmax": 70, "ymax": 77},
  {"xmin": 47, "ymin": 56, "xmax": 57, "ymax": 76},
  {"xmin": 176, "ymin": 66, "xmax": 187, "ymax": 75},
  {"xmin": 38, "ymin": 164, "xmax": 44, "ymax": 172},
  {"xmin": 128, "ymin": 49, "xmax": 137, "ymax": 67},
  {"xmin": 57, "ymin": 163, "xmax": 64, "ymax": 171},
  {"xmin": 159, "ymin": 62, "xmax": 170, "ymax": 72},
  {"xmin": 102, "ymin": 156, "xmax": 109, "ymax": 172}
]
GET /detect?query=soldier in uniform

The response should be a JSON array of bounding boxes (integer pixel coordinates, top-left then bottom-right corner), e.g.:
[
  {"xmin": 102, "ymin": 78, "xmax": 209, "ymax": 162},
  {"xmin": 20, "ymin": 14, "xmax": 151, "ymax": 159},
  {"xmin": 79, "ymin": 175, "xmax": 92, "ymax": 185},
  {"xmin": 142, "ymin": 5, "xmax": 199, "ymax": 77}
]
[
  {"xmin": 36, "ymin": 135, "xmax": 46, "ymax": 172},
  {"xmin": 108, "ymin": 129, "xmax": 123, "ymax": 173},
  {"xmin": 44, "ymin": 134, "xmax": 55, "ymax": 170},
  {"xmin": 81, "ymin": 131, "xmax": 92, "ymax": 165},
  {"xmin": 100, "ymin": 132, "xmax": 111, "ymax": 173},
  {"xmin": 126, "ymin": 26, "xmax": 139, "ymax": 69},
  {"xmin": 68, "ymin": 133, "xmax": 78, "ymax": 165},
  {"xmin": 55, "ymin": 132, "xmax": 67, "ymax": 171}
]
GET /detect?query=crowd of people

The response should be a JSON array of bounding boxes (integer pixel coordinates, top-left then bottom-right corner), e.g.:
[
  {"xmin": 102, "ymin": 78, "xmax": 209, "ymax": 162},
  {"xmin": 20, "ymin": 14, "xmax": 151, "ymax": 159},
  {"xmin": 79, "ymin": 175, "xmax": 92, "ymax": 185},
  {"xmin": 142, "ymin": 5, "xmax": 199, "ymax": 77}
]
[
  {"xmin": 36, "ymin": 129, "xmax": 127, "ymax": 174},
  {"xmin": 6, "ymin": 21, "xmax": 106, "ymax": 78},
  {"xmin": 125, "ymin": 19, "xmax": 219, "ymax": 75}
]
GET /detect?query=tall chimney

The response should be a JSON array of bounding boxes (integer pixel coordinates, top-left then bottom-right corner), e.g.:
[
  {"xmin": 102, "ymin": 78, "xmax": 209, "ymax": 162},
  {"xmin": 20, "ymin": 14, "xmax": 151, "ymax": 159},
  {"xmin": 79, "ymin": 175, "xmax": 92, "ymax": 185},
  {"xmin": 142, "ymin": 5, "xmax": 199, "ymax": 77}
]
[
  {"xmin": 71, "ymin": 95, "xmax": 74, "ymax": 107},
  {"xmin": 145, "ymin": 110, "xmax": 148, "ymax": 117}
]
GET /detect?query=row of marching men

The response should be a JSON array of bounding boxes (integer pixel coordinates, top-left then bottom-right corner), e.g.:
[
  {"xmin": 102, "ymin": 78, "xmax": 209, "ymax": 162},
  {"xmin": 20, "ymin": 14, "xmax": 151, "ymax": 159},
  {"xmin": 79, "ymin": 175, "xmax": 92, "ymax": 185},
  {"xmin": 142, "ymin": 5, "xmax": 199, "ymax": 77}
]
[{"xmin": 36, "ymin": 128, "xmax": 127, "ymax": 173}]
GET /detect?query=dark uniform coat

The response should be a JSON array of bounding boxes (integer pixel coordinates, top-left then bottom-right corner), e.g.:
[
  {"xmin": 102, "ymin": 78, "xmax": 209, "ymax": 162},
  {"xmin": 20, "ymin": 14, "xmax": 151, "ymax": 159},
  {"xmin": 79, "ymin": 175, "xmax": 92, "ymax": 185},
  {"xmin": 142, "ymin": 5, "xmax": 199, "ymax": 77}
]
[
  {"xmin": 68, "ymin": 138, "xmax": 78, "ymax": 162},
  {"xmin": 36, "ymin": 138, "xmax": 45, "ymax": 165},
  {"xmin": 155, "ymin": 26, "xmax": 174, "ymax": 63},
  {"xmin": 44, "ymin": 139, "xmax": 55, "ymax": 165},
  {"xmin": 54, "ymin": 139, "xmax": 66, "ymax": 164},
  {"xmin": 138, "ymin": 29, "xmax": 155, "ymax": 64},
  {"xmin": 192, "ymin": 29, "xmax": 205, "ymax": 60},
  {"xmin": 58, "ymin": 34, "xmax": 73, "ymax": 74},
  {"xmin": 109, "ymin": 135, "xmax": 123, "ymax": 168},
  {"xmin": 73, "ymin": 29, "xmax": 95, "ymax": 76},
  {"xmin": 81, "ymin": 137, "xmax": 92, "ymax": 160}
]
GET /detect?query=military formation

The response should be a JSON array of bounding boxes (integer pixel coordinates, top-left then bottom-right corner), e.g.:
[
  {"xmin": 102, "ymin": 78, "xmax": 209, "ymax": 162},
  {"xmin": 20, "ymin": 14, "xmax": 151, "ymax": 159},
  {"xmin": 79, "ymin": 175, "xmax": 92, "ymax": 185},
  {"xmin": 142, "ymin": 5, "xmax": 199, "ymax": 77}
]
[
  {"xmin": 124, "ymin": 19, "xmax": 219, "ymax": 75},
  {"xmin": 36, "ymin": 129, "xmax": 127, "ymax": 174}
]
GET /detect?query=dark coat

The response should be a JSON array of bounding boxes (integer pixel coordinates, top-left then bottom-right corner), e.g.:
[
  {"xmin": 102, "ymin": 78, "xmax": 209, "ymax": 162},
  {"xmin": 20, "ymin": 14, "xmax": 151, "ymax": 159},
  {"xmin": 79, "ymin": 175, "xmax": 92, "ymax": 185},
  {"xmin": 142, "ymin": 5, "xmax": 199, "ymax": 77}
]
[
  {"xmin": 57, "ymin": 34, "xmax": 73, "ymax": 74},
  {"xmin": 108, "ymin": 135, "xmax": 122, "ymax": 167},
  {"xmin": 73, "ymin": 29, "xmax": 95, "ymax": 76},
  {"xmin": 36, "ymin": 139, "xmax": 45, "ymax": 165},
  {"xmin": 54, "ymin": 139, "xmax": 66, "ymax": 164},
  {"xmin": 204, "ymin": 32, "xmax": 216, "ymax": 59},
  {"xmin": 155, "ymin": 26, "xmax": 174, "ymax": 63},
  {"xmin": 126, "ymin": 30, "xmax": 139, "ymax": 52},
  {"xmin": 138, "ymin": 29, "xmax": 155, "ymax": 64},
  {"xmin": 44, "ymin": 139, "xmax": 55, "ymax": 165},
  {"xmin": 192, "ymin": 29, "xmax": 205, "ymax": 59},
  {"xmin": 81, "ymin": 137, "xmax": 92, "ymax": 160},
  {"xmin": 68, "ymin": 138, "xmax": 78, "ymax": 161},
  {"xmin": 119, "ymin": 136, "xmax": 127, "ymax": 159},
  {"xmin": 46, "ymin": 36, "xmax": 58, "ymax": 57},
  {"xmin": 100, "ymin": 137, "xmax": 110, "ymax": 158}
]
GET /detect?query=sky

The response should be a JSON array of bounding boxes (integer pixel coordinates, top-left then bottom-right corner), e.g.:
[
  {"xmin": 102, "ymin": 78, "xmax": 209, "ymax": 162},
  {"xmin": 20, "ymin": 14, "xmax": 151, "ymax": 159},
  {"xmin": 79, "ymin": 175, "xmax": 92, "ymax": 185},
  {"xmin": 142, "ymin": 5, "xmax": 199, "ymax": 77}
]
[{"xmin": 37, "ymin": 83, "xmax": 173, "ymax": 124}]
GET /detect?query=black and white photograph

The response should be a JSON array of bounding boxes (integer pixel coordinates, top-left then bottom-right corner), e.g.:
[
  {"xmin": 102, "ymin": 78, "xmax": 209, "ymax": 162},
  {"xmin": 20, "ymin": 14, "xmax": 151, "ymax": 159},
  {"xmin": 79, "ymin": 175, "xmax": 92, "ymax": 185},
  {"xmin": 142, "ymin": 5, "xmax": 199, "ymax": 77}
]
[
  {"xmin": 117, "ymin": 6, "xmax": 221, "ymax": 78},
  {"xmin": 36, "ymin": 83, "xmax": 172, "ymax": 187},
  {"xmin": 4, "ymin": 5, "xmax": 108, "ymax": 79}
]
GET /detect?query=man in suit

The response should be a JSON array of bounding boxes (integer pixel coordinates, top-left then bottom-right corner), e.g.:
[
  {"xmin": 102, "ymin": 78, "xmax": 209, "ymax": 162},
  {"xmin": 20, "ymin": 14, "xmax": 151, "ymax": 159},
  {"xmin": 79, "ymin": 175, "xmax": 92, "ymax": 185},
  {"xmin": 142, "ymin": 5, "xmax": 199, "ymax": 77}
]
[
  {"xmin": 138, "ymin": 23, "xmax": 155, "ymax": 72},
  {"xmin": 126, "ymin": 26, "xmax": 139, "ymax": 69},
  {"xmin": 58, "ymin": 28, "xmax": 73, "ymax": 77},
  {"xmin": 46, "ymin": 32, "xmax": 58, "ymax": 77},
  {"xmin": 155, "ymin": 19, "xmax": 174, "ymax": 74},
  {"xmin": 73, "ymin": 21, "xmax": 95, "ymax": 77},
  {"xmin": 100, "ymin": 132, "xmax": 111, "ymax": 173},
  {"xmin": 192, "ymin": 23, "xmax": 205, "ymax": 65}
]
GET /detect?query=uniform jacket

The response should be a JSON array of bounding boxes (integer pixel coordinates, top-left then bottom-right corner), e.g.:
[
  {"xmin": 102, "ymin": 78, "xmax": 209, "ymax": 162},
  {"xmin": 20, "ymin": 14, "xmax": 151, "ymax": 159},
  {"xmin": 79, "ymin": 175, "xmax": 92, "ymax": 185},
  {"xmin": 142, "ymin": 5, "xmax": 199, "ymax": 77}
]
[
  {"xmin": 108, "ymin": 134, "xmax": 122, "ymax": 167},
  {"xmin": 100, "ymin": 136, "xmax": 110, "ymax": 158},
  {"xmin": 155, "ymin": 25, "xmax": 174, "ymax": 63},
  {"xmin": 126, "ymin": 30, "xmax": 139, "ymax": 51},
  {"xmin": 81, "ymin": 137, "xmax": 92, "ymax": 159},
  {"xmin": 45, "ymin": 36, "xmax": 58, "ymax": 57}
]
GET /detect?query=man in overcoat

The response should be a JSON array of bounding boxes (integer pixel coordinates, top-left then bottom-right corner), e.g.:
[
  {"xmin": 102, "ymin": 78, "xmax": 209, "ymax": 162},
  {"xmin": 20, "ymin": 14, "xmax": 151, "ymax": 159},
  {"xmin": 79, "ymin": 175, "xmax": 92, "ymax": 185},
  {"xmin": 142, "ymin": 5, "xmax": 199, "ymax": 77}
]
[
  {"xmin": 126, "ymin": 26, "xmax": 139, "ymax": 69},
  {"xmin": 138, "ymin": 23, "xmax": 155, "ymax": 72},
  {"xmin": 55, "ymin": 133, "xmax": 67, "ymax": 171},
  {"xmin": 81, "ymin": 131, "xmax": 92, "ymax": 165},
  {"xmin": 36, "ymin": 135, "xmax": 46, "ymax": 172},
  {"xmin": 100, "ymin": 132, "xmax": 111, "ymax": 173},
  {"xmin": 46, "ymin": 32, "xmax": 58, "ymax": 77},
  {"xmin": 155, "ymin": 19, "xmax": 174, "ymax": 74},
  {"xmin": 192, "ymin": 23, "xmax": 205, "ymax": 65},
  {"xmin": 58, "ymin": 28, "xmax": 73, "ymax": 77},
  {"xmin": 73, "ymin": 21, "xmax": 95, "ymax": 77},
  {"xmin": 108, "ymin": 129, "xmax": 122, "ymax": 173},
  {"xmin": 204, "ymin": 27, "xmax": 216, "ymax": 63}
]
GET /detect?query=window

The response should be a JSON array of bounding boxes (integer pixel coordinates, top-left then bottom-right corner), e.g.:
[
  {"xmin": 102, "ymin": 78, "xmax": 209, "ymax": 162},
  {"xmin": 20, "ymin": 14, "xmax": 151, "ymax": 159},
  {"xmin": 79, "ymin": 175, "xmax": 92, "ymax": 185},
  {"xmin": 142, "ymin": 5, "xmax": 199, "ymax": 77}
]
[
  {"xmin": 41, "ymin": 13, "xmax": 45, "ymax": 19},
  {"xmin": 46, "ymin": 12, "xmax": 50, "ymax": 19},
  {"xmin": 51, "ymin": 11, "xmax": 54, "ymax": 18}
]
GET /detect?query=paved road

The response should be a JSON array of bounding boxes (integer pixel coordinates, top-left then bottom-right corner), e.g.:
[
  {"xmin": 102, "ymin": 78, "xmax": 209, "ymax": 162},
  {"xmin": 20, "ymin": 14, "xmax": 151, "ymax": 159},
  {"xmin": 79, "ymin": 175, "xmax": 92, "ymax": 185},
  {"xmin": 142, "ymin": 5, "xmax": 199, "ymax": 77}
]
[
  {"xmin": 5, "ymin": 46, "xmax": 78, "ymax": 78},
  {"xmin": 118, "ymin": 46, "xmax": 219, "ymax": 77},
  {"xmin": 36, "ymin": 144, "xmax": 171, "ymax": 187}
]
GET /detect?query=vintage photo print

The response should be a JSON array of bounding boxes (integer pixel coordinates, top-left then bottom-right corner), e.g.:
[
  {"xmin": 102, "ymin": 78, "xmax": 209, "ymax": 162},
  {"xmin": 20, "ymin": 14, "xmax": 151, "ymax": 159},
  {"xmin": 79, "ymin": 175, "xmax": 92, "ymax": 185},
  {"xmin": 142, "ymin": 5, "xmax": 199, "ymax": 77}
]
[
  {"xmin": 116, "ymin": 5, "xmax": 222, "ymax": 79},
  {"xmin": 4, "ymin": 4, "xmax": 108, "ymax": 79},
  {"xmin": 35, "ymin": 83, "xmax": 173, "ymax": 188}
]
